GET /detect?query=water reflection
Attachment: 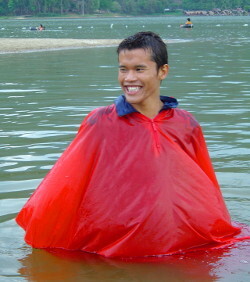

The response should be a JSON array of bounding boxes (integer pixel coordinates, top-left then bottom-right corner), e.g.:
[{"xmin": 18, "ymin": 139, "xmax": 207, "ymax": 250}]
[{"xmin": 18, "ymin": 241, "xmax": 250, "ymax": 282}]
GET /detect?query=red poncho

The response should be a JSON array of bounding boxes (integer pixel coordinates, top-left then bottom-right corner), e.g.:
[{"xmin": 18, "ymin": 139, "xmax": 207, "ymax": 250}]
[{"xmin": 16, "ymin": 100, "xmax": 243, "ymax": 257}]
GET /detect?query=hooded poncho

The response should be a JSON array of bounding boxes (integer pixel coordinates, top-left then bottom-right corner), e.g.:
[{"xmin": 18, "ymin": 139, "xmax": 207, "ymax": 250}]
[{"xmin": 16, "ymin": 96, "xmax": 245, "ymax": 258}]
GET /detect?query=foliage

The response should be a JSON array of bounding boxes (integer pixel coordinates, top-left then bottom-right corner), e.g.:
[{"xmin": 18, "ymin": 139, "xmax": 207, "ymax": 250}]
[{"xmin": 0, "ymin": 0, "xmax": 249, "ymax": 16}]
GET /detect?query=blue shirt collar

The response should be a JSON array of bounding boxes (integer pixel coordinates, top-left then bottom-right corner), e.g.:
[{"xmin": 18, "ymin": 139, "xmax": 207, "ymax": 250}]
[{"xmin": 114, "ymin": 95, "xmax": 178, "ymax": 117}]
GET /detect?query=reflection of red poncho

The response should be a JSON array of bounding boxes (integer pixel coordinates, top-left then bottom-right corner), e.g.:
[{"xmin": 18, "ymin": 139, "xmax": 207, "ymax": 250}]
[{"xmin": 16, "ymin": 101, "xmax": 241, "ymax": 258}]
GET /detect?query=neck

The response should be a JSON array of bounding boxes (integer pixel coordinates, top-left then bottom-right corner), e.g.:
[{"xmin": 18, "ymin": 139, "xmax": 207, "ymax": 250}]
[{"xmin": 133, "ymin": 99, "xmax": 163, "ymax": 119}]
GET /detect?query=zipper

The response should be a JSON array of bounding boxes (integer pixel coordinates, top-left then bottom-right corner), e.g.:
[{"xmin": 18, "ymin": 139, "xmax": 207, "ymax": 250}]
[{"xmin": 150, "ymin": 120, "xmax": 160, "ymax": 151}]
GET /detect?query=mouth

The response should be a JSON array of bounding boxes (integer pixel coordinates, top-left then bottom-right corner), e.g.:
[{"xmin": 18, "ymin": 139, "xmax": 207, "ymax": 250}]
[{"xmin": 125, "ymin": 86, "xmax": 142, "ymax": 95}]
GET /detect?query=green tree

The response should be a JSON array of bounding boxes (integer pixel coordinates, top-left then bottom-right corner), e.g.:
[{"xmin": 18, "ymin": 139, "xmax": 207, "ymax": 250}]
[
  {"xmin": 84, "ymin": 0, "xmax": 99, "ymax": 13},
  {"xmin": 8, "ymin": 0, "xmax": 15, "ymax": 13},
  {"xmin": 100, "ymin": 0, "xmax": 112, "ymax": 10},
  {"xmin": 110, "ymin": 1, "xmax": 121, "ymax": 12},
  {"xmin": 0, "ymin": 0, "xmax": 250, "ymax": 16}
]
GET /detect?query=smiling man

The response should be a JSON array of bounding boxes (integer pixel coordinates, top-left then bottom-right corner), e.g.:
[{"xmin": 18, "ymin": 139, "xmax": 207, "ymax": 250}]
[
  {"xmin": 118, "ymin": 45, "xmax": 168, "ymax": 118},
  {"xmin": 16, "ymin": 32, "xmax": 245, "ymax": 258}
]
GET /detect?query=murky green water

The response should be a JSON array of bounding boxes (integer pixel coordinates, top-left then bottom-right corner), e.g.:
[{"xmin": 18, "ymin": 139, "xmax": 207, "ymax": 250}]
[{"xmin": 0, "ymin": 16, "xmax": 250, "ymax": 281}]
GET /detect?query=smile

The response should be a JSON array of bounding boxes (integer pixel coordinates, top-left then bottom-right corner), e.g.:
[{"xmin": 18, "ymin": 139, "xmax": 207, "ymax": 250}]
[{"xmin": 126, "ymin": 86, "xmax": 142, "ymax": 94}]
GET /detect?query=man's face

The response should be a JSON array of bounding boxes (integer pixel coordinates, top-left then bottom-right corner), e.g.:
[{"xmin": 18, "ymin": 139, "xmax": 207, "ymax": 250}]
[{"xmin": 118, "ymin": 48, "xmax": 168, "ymax": 112}]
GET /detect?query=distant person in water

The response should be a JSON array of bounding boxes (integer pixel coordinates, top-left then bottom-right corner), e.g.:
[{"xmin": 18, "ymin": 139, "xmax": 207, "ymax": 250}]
[
  {"xmin": 185, "ymin": 18, "xmax": 192, "ymax": 25},
  {"xmin": 37, "ymin": 24, "xmax": 45, "ymax": 31},
  {"xmin": 180, "ymin": 18, "xmax": 193, "ymax": 28}
]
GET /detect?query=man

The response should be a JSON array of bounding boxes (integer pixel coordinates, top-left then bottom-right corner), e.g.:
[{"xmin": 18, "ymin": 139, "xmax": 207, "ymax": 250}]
[
  {"xmin": 185, "ymin": 18, "xmax": 192, "ymax": 25},
  {"xmin": 16, "ymin": 32, "xmax": 243, "ymax": 258}
]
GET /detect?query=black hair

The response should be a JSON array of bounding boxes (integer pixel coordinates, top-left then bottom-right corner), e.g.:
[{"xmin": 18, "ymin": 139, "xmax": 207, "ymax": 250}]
[{"xmin": 117, "ymin": 31, "xmax": 168, "ymax": 70}]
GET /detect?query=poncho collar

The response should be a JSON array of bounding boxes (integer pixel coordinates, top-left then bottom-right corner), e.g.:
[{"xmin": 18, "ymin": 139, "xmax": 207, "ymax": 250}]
[{"xmin": 115, "ymin": 95, "xmax": 178, "ymax": 117}]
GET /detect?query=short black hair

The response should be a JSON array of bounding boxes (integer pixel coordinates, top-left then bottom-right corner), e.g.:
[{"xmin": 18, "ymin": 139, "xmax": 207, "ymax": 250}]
[{"xmin": 117, "ymin": 31, "xmax": 168, "ymax": 70}]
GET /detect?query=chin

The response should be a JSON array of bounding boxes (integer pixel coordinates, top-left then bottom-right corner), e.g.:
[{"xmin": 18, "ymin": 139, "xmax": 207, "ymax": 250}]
[{"xmin": 125, "ymin": 95, "xmax": 140, "ymax": 104}]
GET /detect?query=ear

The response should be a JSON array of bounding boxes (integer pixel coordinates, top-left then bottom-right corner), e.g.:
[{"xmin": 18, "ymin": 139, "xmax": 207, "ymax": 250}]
[{"xmin": 158, "ymin": 64, "xmax": 169, "ymax": 80}]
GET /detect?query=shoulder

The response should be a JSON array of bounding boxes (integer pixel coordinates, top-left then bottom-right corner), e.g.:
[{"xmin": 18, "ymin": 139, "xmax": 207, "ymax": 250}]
[
  {"xmin": 170, "ymin": 108, "xmax": 205, "ymax": 143},
  {"xmin": 76, "ymin": 104, "xmax": 116, "ymax": 134},
  {"xmin": 173, "ymin": 108, "xmax": 200, "ymax": 128},
  {"xmin": 79, "ymin": 104, "xmax": 117, "ymax": 129}
]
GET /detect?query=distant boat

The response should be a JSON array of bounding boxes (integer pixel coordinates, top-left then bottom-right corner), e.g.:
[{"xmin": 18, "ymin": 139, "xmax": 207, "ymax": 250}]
[{"xmin": 180, "ymin": 24, "xmax": 193, "ymax": 28}]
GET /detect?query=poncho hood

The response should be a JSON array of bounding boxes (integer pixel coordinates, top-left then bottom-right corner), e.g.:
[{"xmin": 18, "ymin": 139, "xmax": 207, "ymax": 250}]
[{"xmin": 115, "ymin": 95, "xmax": 178, "ymax": 116}]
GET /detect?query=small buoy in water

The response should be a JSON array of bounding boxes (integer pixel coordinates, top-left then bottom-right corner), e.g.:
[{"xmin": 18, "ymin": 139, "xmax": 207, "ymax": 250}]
[
  {"xmin": 125, "ymin": 25, "xmax": 128, "ymax": 28},
  {"xmin": 22, "ymin": 27, "xmax": 26, "ymax": 30},
  {"xmin": 77, "ymin": 26, "xmax": 82, "ymax": 29},
  {"xmin": 243, "ymin": 24, "xmax": 248, "ymax": 26},
  {"xmin": 110, "ymin": 23, "xmax": 113, "ymax": 29},
  {"xmin": 58, "ymin": 27, "xmax": 62, "ymax": 29},
  {"xmin": 91, "ymin": 26, "xmax": 94, "ymax": 29},
  {"xmin": 216, "ymin": 24, "xmax": 221, "ymax": 27},
  {"xmin": 142, "ymin": 25, "xmax": 145, "ymax": 28},
  {"xmin": 1, "ymin": 27, "xmax": 5, "ymax": 30},
  {"xmin": 167, "ymin": 25, "xmax": 171, "ymax": 27}
]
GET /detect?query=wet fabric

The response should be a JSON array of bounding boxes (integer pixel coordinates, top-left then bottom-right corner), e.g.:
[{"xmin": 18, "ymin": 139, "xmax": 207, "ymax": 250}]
[{"xmin": 16, "ymin": 96, "xmax": 246, "ymax": 258}]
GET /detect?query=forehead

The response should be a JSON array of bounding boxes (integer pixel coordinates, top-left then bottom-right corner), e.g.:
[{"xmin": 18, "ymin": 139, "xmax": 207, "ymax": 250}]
[{"xmin": 118, "ymin": 48, "xmax": 153, "ymax": 63}]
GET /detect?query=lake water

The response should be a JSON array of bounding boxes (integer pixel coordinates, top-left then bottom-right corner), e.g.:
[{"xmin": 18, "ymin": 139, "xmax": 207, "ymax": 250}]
[{"xmin": 0, "ymin": 16, "xmax": 250, "ymax": 281}]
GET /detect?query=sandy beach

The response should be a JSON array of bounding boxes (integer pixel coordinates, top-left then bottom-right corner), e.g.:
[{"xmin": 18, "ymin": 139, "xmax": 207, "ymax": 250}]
[
  {"xmin": 0, "ymin": 38, "xmax": 177, "ymax": 53},
  {"xmin": 0, "ymin": 38, "xmax": 123, "ymax": 53}
]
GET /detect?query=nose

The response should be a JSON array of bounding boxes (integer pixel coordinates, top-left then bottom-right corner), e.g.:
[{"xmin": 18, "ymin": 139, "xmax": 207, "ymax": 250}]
[{"xmin": 125, "ymin": 70, "xmax": 137, "ymax": 81}]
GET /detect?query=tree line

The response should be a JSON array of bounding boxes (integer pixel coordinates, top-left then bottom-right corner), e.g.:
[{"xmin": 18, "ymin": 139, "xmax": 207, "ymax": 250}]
[{"xmin": 1, "ymin": 0, "xmax": 250, "ymax": 16}]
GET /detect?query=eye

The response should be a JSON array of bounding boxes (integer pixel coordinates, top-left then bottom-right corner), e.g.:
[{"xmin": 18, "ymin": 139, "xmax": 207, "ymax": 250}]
[
  {"xmin": 136, "ymin": 67, "xmax": 145, "ymax": 72},
  {"xmin": 119, "ymin": 67, "xmax": 127, "ymax": 73}
]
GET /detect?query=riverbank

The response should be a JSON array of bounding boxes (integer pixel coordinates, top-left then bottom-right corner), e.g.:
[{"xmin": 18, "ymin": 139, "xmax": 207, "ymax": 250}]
[
  {"xmin": 0, "ymin": 38, "xmax": 123, "ymax": 53},
  {"xmin": 1, "ymin": 8, "xmax": 249, "ymax": 20},
  {"xmin": 0, "ymin": 38, "xmax": 183, "ymax": 54}
]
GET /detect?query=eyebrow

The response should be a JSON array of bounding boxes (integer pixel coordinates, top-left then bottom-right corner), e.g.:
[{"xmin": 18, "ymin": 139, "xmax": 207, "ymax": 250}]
[
  {"xmin": 136, "ymin": 64, "xmax": 147, "ymax": 68},
  {"xmin": 119, "ymin": 64, "xmax": 147, "ymax": 68}
]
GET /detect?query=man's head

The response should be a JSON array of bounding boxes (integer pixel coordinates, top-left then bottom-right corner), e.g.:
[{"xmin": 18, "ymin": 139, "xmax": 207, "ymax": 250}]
[
  {"xmin": 117, "ymin": 32, "xmax": 169, "ymax": 117},
  {"xmin": 117, "ymin": 31, "xmax": 168, "ymax": 71}
]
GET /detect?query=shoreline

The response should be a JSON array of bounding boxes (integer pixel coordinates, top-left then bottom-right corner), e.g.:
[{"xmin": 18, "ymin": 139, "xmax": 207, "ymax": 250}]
[
  {"xmin": 0, "ymin": 38, "xmax": 183, "ymax": 54},
  {"xmin": 0, "ymin": 38, "xmax": 123, "ymax": 54},
  {"xmin": 1, "ymin": 10, "xmax": 249, "ymax": 20}
]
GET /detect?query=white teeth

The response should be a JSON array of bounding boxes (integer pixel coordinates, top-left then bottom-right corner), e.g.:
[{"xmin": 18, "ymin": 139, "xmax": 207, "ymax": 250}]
[{"xmin": 127, "ymin": 87, "xmax": 140, "ymax": 92}]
